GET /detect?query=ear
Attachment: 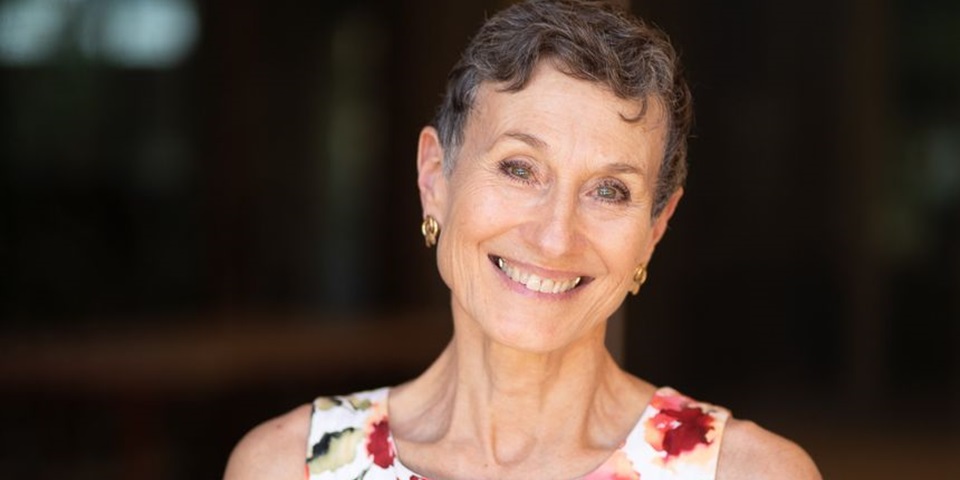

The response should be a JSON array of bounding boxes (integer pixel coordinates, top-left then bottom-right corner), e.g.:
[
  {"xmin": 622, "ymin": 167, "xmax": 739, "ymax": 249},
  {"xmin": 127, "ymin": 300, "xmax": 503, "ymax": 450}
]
[
  {"xmin": 417, "ymin": 126, "xmax": 448, "ymax": 222},
  {"xmin": 644, "ymin": 188, "xmax": 683, "ymax": 258}
]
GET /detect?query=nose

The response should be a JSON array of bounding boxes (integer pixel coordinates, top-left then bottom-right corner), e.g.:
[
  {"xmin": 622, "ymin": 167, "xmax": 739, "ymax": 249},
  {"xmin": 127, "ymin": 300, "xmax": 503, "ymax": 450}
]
[{"xmin": 529, "ymin": 188, "xmax": 581, "ymax": 258}]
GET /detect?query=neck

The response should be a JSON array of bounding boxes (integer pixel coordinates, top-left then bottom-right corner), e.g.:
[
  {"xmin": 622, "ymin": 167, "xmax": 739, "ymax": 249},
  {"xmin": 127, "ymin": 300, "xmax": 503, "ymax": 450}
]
[
  {"xmin": 462, "ymin": 333, "xmax": 614, "ymax": 464},
  {"xmin": 462, "ymin": 322, "xmax": 611, "ymax": 416},
  {"xmin": 396, "ymin": 304, "xmax": 631, "ymax": 466}
]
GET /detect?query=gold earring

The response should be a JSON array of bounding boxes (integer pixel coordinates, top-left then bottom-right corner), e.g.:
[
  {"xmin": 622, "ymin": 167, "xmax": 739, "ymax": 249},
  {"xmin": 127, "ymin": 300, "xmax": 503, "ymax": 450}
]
[
  {"xmin": 421, "ymin": 215, "xmax": 439, "ymax": 248},
  {"xmin": 629, "ymin": 265, "xmax": 647, "ymax": 295}
]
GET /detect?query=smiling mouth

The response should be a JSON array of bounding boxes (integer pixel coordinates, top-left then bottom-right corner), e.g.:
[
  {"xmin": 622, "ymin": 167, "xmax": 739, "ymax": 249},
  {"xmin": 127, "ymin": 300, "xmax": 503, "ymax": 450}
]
[{"xmin": 490, "ymin": 255, "xmax": 586, "ymax": 294}]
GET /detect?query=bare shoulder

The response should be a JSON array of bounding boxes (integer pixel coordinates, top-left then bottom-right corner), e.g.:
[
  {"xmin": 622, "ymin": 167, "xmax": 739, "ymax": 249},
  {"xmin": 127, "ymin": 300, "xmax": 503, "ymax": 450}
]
[
  {"xmin": 223, "ymin": 403, "xmax": 312, "ymax": 480},
  {"xmin": 717, "ymin": 418, "xmax": 822, "ymax": 480}
]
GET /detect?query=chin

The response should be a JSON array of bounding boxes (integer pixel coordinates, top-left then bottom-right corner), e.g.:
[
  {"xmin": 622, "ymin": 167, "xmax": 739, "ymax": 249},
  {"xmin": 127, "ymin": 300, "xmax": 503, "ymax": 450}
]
[{"xmin": 480, "ymin": 312, "xmax": 589, "ymax": 354}]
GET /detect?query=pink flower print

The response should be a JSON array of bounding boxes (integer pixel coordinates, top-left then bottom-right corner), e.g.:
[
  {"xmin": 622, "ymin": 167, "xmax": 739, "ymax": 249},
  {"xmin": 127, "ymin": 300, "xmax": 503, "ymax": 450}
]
[{"xmin": 583, "ymin": 450, "xmax": 640, "ymax": 480}]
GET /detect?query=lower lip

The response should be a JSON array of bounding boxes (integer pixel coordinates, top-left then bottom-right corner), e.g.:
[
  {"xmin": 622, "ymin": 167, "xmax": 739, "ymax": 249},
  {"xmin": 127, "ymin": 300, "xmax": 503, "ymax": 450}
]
[{"xmin": 490, "ymin": 258, "xmax": 580, "ymax": 300}]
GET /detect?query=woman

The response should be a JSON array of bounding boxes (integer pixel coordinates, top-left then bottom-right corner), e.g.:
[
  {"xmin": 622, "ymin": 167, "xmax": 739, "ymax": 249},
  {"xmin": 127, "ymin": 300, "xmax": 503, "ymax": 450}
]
[{"xmin": 225, "ymin": 1, "xmax": 821, "ymax": 478}]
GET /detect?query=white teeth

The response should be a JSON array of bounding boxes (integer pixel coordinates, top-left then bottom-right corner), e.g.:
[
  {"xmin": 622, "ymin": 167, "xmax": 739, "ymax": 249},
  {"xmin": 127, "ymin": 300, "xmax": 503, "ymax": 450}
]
[{"xmin": 495, "ymin": 257, "xmax": 582, "ymax": 294}]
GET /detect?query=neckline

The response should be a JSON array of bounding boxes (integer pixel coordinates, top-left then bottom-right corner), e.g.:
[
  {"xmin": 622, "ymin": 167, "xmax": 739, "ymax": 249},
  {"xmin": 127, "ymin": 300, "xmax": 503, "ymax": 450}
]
[{"xmin": 382, "ymin": 386, "xmax": 665, "ymax": 480}]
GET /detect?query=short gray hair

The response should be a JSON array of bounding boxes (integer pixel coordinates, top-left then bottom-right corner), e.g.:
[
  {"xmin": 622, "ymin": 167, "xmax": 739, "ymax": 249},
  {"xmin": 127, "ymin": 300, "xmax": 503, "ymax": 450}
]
[{"xmin": 433, "ymin": 0, "xmax": 691, "ymax": 217}]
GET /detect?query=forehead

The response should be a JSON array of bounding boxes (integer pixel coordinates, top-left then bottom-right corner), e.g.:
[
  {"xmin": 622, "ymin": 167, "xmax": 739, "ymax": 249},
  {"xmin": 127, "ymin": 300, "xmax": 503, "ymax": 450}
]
[{"xmin": 464, "ymin": 63, "xmax": 667, "ymax": 167}]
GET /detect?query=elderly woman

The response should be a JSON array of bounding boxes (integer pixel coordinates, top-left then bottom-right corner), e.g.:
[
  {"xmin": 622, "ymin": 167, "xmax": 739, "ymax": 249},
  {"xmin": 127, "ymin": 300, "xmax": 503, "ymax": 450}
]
[{"xmin": 225, "ymin": 1, "xmax": 821, "ymax": 479}]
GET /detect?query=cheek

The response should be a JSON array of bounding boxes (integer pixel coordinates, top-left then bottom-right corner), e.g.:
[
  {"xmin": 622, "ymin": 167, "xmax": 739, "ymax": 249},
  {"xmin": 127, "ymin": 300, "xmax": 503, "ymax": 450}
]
[
  {"xmin": 443, "ymin": 175, "xmax": 517, "ymax": 237},
  {"xmin": 434, "ymin": 182, "xmax": 502, "ymax": 286},
  {"xmin": 592, "ymin": 223, "xmax": 655, "ymax": 280}
]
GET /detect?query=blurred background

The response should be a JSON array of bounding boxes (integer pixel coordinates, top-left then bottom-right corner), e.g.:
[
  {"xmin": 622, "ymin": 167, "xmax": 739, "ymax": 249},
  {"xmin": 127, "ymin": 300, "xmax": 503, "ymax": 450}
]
[{"xmin": 0, "ymin": 0, "xmax": 957, "ymax": 478}]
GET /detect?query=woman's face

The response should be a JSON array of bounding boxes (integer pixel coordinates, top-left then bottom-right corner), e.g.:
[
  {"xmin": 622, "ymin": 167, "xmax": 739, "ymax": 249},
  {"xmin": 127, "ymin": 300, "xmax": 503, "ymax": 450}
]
[{"xmin": 418, "ymin": 62, "xmax": 681, "ymax": 353}]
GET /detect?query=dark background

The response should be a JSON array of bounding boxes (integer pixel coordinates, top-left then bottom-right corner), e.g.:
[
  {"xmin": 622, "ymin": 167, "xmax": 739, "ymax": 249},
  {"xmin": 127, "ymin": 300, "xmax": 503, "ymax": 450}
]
[{"xmin": 1, "ymin": 0, "xmax": 958, "ymax": 478}]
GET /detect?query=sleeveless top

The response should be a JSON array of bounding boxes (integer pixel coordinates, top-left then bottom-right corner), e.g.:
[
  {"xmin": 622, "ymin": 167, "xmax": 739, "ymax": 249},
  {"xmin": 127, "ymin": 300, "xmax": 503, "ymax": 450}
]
[{"xmin": 304, "ymin": 387, "xmax": 730, "ymax": 480}]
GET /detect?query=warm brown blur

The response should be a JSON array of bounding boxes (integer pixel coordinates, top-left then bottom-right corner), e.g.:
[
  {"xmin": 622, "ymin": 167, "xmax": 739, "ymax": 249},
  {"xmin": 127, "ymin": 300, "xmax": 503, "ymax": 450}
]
[{"xmin": 1, "ymin": 1, "xmax": 957, "ymax": 479}]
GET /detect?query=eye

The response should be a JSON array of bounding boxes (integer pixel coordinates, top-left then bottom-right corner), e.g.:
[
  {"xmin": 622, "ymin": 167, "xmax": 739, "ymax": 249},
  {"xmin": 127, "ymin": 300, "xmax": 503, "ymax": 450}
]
[
  {"xmin": 593, "ymin": 180, "xmax": 630, "ymax": 203},
  {"xmin": 498, "ymin": 159, "xmax": 536, "ymax": 183}
]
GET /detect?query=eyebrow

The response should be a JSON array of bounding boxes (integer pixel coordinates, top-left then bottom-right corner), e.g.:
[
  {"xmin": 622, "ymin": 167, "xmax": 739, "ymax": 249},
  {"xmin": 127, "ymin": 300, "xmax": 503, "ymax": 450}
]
[
  {"xmin": 499, "ymin": 131, "xmax": 549, "ymax": 151},
  {"xmin": 604, "ymin": 162, "xmax": 646, "ymax": 177}
]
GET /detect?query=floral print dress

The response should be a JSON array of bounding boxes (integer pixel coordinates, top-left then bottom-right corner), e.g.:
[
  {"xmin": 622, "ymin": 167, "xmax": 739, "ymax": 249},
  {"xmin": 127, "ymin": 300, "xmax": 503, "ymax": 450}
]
[{"xmin": 305, "ymin": 387, "xmax": 730, "ymax": 480}]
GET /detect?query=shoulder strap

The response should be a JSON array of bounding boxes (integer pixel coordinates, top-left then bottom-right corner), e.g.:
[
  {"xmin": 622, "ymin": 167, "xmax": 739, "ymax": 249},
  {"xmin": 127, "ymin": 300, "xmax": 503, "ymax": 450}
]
[
  {"xmin": 304, "ymin": 388, "xmax": 390, "ymax": 479},
  {"xmin": 618, "ymin": 387, "xmax": 731, "ymax": 480}
]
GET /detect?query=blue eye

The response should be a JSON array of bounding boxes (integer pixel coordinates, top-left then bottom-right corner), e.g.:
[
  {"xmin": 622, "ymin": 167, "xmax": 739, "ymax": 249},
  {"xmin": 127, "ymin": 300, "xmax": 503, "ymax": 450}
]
[
  {"xmin": 510, "ymin": 165, "xmax": 531, "ymax": 179},
  {"xmin": 597, "ymin": 185, "xmax": 617, "ymax": 199},
  {"xmin": 499, "ymin": 160, "xmax": 536, "ymax": 183},
  {"xmin": 594, "ymin": 180, "xmax": 630, "ymax": 203}
]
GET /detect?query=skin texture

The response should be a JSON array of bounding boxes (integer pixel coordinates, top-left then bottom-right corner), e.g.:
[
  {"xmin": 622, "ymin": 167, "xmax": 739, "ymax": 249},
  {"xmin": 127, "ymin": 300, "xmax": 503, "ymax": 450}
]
[{"xmin": 223, "ymin": 63, "xmax": 822, "ymax": 480}]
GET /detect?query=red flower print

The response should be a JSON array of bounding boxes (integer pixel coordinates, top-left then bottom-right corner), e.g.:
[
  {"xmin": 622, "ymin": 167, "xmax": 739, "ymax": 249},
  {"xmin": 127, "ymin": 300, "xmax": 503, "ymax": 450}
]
[
  {"xmin": 650, "ymin": 406, "xmax": 714, "ymax": 458},
  {"xmin": 367, "ymin": 419, "xmax": 395, "ymax": 468}
]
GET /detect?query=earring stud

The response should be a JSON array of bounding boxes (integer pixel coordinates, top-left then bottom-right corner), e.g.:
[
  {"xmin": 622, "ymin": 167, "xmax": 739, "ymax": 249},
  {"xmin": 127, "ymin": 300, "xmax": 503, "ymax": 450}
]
[
  {"xmin": 421, "ymin": 215, "xmax": 439, "ymax": 248},
  {"xmin": 630, "ymin": 265, "xmax": 647, "ymax": 295}
]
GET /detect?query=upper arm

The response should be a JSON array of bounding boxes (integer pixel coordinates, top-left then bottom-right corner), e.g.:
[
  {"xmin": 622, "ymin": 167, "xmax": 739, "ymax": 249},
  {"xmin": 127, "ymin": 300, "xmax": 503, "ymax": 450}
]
[
  {"xmin": 223, "ymin": 404, "xmax": 313, "ymax": 480},
  {"xmin": 717, "ymin": 418, "xmax": 822, "ymax": 480}
]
